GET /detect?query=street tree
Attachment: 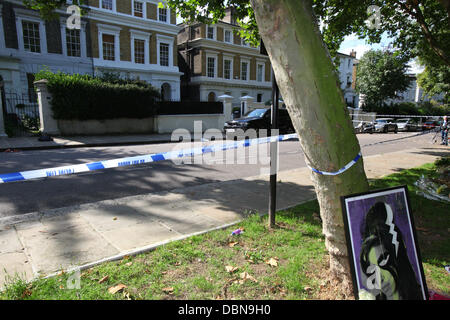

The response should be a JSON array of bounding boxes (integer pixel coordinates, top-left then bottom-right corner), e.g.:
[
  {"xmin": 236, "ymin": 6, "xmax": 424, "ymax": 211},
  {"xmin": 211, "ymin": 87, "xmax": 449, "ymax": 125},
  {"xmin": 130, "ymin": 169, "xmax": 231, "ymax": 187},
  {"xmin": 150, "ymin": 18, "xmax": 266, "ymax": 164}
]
[
  {"xmin": 24, "ymin": 0, "xmax": 372, "ymax": 288},
  {"xmin": 417, "ymin": 65, "xmax": 450, "ymax": 104},
  {"xmin": 356, "ymin": 49, "xmax": 413, "ymax": 107},
  {"xmin": 151, "ymin": 0, "xmax": 371, "ymax": 288},
  {"xmin": 314, "ymin": 0, "xmax": 450, "ymax": 68}
]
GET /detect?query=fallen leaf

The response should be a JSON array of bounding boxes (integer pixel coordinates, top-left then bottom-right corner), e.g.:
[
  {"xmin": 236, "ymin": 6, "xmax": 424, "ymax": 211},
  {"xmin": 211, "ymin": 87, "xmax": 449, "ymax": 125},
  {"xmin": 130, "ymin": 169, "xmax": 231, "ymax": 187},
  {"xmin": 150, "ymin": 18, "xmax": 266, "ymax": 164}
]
[
  {"xmin": 162, "ymin": 287, "xmax": 174, "ymax": 294},
  {"xmin": 108, "ymin": 284, "xmax": 127, "ymax": 294},
  {"xmin": 98, "ymin": 275, "xmax": 109, "ymax": 284},
  {"xmin": 240, "ymin": 272, "xmax": 258, "ymax": 283},
  {"xmin": 304, "ymin": 286, "xmax": 313, "ymax": 292},
  {"xmin": 125, "ymin": 262, "xmax": 133, "ymax": 267},
  {"xmin": 225, "ymin": 265, "xmax": 239, "ymax": 273},
  {"xmin": 266, "ymin": 258, "xmax": 279, "ymax": 267},
  {"xmin": 228, "ymin": 242, "xmax": 239, "ymax": 247},
  {"xmin": 246, "ymin": 259, "xmax": 255, "ymax": 264}
]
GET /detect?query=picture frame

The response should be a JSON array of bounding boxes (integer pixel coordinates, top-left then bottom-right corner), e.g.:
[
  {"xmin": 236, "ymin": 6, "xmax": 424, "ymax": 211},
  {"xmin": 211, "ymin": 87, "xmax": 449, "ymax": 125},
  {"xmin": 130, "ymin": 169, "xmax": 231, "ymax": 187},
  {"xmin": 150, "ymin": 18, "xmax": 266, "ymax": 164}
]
[{"xmin": 341, "ymin": 185, "xmax": 429, "ymax": 300}]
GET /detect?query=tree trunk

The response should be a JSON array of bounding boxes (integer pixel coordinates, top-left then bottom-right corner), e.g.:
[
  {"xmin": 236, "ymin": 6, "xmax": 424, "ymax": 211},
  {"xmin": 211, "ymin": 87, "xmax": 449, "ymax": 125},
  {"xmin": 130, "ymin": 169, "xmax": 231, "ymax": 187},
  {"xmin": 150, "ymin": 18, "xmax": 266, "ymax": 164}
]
[{"xmin": 250, "ymin": 0, "xmax": 370, "ymax": 285}]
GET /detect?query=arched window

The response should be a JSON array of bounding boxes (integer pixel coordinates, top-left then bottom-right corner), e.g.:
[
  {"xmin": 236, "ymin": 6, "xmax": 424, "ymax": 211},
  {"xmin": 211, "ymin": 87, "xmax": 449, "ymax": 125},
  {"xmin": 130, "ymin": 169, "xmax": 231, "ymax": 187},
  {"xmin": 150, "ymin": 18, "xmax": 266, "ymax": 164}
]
[
  {"xmin": 161, "ymin": 83, "xmax": 171, "ymax": 101},
  {"xmin": 208, "ymin": 91, "xmax": 216, "ymax": 102}
]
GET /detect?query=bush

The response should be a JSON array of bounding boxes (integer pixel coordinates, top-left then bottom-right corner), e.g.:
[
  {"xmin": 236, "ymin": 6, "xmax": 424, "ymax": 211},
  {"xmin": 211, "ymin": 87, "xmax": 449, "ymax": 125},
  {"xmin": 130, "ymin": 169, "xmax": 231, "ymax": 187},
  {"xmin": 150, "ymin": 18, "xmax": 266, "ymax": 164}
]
[
  {"xmin": 35, "ymin": 70, "xmax": 160, "ymax": 121},
  {"xmin": 362, "ymin": 101, "xmax": 449, "ymax": 116}
]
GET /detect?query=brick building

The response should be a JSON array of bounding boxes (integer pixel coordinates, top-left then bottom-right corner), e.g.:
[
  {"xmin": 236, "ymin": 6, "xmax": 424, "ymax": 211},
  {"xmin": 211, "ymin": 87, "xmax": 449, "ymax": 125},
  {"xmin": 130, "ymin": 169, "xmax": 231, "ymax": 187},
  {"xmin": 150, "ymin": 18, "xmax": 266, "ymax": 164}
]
[
  {"xmin": 177, "ymin": 8, "xmax": 272, "ymax": 107},
  {"xmin": 0, "ymin": 0, "xmax": 182, "ymax": 101}
]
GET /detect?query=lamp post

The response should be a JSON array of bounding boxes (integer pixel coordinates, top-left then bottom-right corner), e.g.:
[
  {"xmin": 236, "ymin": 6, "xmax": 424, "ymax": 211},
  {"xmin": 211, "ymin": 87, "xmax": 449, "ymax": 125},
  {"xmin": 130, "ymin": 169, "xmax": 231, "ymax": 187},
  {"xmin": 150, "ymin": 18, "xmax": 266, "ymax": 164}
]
[{"xmin": 261, "ymin": 41, "xmax": 279, "ymax": 228}]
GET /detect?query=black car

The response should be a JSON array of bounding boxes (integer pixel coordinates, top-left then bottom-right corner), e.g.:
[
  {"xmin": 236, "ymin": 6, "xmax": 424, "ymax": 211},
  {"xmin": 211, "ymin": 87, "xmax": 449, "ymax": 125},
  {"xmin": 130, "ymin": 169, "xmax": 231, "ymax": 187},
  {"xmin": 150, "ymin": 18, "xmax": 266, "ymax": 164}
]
[{"xmin": 224, "ymin": 108, "xmax": 295, "ymax": 138}]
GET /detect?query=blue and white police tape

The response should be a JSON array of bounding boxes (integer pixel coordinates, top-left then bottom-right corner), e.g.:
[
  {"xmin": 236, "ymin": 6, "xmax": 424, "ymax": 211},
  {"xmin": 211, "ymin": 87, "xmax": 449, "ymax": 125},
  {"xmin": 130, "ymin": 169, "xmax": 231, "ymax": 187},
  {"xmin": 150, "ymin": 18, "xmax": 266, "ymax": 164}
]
[
  {"xmin": 306, "ymin": 152, "xmax": 362, "ymax": 176},
  {"xmin": 0, "ymin": 133, "xmax": 298, "ymax": 184}
]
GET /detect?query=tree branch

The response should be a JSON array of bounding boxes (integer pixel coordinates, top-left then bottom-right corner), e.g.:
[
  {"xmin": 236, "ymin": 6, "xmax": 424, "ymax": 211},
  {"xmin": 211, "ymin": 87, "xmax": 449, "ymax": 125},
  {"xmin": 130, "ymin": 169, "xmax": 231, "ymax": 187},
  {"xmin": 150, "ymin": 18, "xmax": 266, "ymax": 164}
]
[{"xmin": 397, "ymin": 0, "xmax": 450, "ymax": 67}]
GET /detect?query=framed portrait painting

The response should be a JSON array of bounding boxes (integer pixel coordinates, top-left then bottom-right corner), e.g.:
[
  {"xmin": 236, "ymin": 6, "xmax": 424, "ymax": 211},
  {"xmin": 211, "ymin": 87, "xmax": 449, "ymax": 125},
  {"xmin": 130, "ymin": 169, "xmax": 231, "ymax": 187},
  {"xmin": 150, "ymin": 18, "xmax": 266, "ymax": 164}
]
[{"xmin": 341, "ymin": 186, "xmax": 429, "ymax": 300}]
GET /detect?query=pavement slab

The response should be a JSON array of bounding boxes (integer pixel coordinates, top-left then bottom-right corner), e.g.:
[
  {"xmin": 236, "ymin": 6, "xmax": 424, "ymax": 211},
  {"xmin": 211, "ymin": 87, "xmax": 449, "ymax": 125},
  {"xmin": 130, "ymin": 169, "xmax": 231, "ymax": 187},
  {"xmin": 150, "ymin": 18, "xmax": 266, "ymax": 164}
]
[
  {"xmin": 14, "ymin": 213, "xmax": 119, "ymax": 276},
  {"xmin": 0, "ymin": 227, "xmax": 34, "ymax": 285}
]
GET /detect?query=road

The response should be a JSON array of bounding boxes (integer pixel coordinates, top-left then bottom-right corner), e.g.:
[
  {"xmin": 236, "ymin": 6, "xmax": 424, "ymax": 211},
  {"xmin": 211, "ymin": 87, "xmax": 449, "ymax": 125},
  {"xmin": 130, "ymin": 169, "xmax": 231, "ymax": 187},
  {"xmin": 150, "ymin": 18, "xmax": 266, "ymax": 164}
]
[{"xmin": 0, "ymin": 131, "xmax": 441, "ymax": 218}]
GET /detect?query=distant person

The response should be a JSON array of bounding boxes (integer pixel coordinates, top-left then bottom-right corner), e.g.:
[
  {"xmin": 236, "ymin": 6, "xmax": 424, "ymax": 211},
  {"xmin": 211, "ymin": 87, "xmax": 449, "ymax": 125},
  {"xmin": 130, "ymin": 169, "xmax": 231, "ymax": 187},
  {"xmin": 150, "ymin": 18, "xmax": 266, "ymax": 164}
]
[
  {"xmin": 359, "ymin": 202, "xmax": 423, "ymax": 300},
  {"xmin": 441, "ymin": 116, "xmax": 448, "ymax": 146}
]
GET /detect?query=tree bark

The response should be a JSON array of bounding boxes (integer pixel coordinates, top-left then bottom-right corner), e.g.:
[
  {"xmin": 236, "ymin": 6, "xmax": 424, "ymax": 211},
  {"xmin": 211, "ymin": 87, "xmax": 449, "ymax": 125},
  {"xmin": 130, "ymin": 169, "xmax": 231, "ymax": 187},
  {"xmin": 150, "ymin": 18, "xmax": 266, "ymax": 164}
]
[{"xmin": 250, "ymin": 0, "xmax": 370, "ymax": 285}]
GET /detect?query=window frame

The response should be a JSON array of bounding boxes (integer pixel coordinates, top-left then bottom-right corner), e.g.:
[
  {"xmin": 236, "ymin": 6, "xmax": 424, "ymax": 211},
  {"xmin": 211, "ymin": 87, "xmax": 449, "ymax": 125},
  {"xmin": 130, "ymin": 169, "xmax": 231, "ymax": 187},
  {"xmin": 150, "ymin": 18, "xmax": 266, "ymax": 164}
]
[
  {"xmin": 132, "ymin": 0, "xmax": 145, "ymax": 18},
  {"xmin": 0, "ymin": 8, "xmax": 5, "ymax": 50},
  {"xmin": 159, "ymin": 42, "xmax": 170, "ymax": 66},
  {"xmin": 206, "ymin": 25, "xmax": 216, "ymax": 40},
  {"xmin": 223, "ymin": 29, "xmax": 232, "ymax": 43},
  {"xmin": 158, "ymin": 6, "xmax": 170, "ymax": 23},
  {"xmin": 22, "ymin": 20, "xmax": 42, "ymax": 53},
  {"xmin": 206, "ymin": 55, "xmax": 217, "ymax": 78},
  {"xmin": 256, "ymin": 62, "xmax": 265, "ymax": 82},
  {"xmin": 130, "ymin": 29, "xmax": 151, "ymax": 65},
  {"xmin": 257, "ymin": 93, "xmax": 263, "ymax": 103},
  {"xmin": 101, "ymin": 0, "xmax": 115, "ymax": 11},
  {"xmin": 240, "ymin": 59, "xmax": 249, "ymax": 81},
  {"xmin": 65, "ymin": 28, "xmax": 82, "ymax": 57},
  {"xmin": 156, "ymin": 34, "xmax": 174, "ymax": 67},
  {"xmin": 241, "ymin": 38, "xmax": 250, "ymax": 47},
  {"xmin": 223, "ymin": 58, "xmax": 232, "ymax": 80},
  {"xmin": 223, "ymin": 55, "xmax": 233, "ymax": 80},
  {"xmin": 60, "ymin": 18, "xmax": 87, "ymax": 58},
  {"xmin": 15, "ymin": 14, "xmax": 47, "ymax": 54},
  {"xmin": 97, "ymin": 24, "xmax": 121, "ymax": 62},
  {"xmin": 102, "ymin": 33, "xmax": 116, "ymax": 61}
]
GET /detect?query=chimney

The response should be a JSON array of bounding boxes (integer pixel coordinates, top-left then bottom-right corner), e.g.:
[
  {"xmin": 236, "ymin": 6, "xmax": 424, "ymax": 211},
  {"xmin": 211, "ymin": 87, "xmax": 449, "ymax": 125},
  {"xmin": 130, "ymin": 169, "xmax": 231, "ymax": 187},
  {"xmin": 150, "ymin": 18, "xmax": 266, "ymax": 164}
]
[
  {"xmin": 222, "ymin": 7, "xmax": 237, "ymax": 25},
  {"xmin": 350, "ymin": 50, "xmax": 357, "ymax": 58}
]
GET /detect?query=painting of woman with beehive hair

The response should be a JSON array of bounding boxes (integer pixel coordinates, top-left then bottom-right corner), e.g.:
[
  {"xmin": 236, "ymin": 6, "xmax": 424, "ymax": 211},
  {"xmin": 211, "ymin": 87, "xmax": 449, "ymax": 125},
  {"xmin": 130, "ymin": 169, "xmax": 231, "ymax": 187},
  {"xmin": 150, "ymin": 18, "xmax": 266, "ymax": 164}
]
[{"xmin": 341, "ymin": 186, "xmax": 428, "ymax": 300}]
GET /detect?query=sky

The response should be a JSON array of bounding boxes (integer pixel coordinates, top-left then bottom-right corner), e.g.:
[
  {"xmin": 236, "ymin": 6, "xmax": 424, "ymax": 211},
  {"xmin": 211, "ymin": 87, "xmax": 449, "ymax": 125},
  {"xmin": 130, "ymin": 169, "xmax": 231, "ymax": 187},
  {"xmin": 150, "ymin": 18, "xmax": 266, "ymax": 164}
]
[{"xmin": 339, "ymin": 34, "xmax": 424, "ymax": 75}]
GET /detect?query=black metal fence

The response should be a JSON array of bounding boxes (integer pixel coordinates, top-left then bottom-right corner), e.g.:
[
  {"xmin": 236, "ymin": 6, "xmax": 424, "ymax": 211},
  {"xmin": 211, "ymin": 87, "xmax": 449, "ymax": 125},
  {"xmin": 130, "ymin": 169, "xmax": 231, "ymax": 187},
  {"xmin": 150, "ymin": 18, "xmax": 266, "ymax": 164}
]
[{"xmin": 2, "ymin": 90, "xmax": 40, "ymax": 137}]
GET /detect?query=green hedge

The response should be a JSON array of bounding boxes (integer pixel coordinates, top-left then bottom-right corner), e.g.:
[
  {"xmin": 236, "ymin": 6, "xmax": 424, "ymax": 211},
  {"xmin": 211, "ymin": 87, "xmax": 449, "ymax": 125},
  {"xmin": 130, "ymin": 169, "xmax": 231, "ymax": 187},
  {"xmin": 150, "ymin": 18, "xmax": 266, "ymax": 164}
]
[
  {"xmin": 362, "ymin": 101, "xmax": 449, "ymax": 116},
  {"xmin": 35, "ymin": 70, "xmax": 160, "ymax": 120}
]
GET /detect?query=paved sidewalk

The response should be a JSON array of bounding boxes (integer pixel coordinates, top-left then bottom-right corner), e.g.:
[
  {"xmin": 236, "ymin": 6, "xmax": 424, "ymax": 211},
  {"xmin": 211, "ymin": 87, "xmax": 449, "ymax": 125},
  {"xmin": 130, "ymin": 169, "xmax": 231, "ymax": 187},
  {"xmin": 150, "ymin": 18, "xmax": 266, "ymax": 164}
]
[
  {"xmin": 0, "ymin": 134, "xmax": 175, "ymax": 151},
  {"xmin": 0, "ymin": 145, "xmax": 448, "ymax": 288},
  {"xmin": 0, "ymin": 130, "xmax": 434, "ymax": 152}
]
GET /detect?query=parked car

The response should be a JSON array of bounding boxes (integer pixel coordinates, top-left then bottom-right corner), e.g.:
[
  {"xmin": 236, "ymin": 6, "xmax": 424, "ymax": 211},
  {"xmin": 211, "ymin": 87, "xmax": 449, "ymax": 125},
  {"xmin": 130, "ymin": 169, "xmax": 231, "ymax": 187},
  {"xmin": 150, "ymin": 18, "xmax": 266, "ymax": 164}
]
[
  {"xmin": 395, "ymin": 118, "xmax": 420, "ymax": 132},
  {"xmin": 224, "ymin": 108, "xmax": 295, "ymax": 138},
  {"xmin": 373, "ymin": 118, "xmax": 398, "ymax": 133},
  {"xmin": 354, "ymin": 121, "xmax": 374, "ymax": 134},
  {"xmin": 422, "ymin": 120, "xmax": 440, "ymax": 131}
]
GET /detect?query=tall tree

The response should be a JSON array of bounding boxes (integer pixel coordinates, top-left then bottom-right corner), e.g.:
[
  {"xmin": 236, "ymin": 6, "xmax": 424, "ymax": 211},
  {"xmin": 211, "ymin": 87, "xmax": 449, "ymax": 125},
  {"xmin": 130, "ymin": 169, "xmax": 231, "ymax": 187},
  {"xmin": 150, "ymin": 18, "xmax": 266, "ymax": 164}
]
[
  {"xmin": 356, "ymin": 49, "xmax": 413, "ymax": 107},
  {"xmin": 249, "ymin": 1, "xmax": 369, "ymax": 287},
  {"xmin": 313, "ymin": 0, "xmax": 450, "ymax": 69},
  {"xmin": 23, "ymin": 0, "xmax": 370, "ymax": 290},
  {"xmin": 417, "ymin": 65, "xmax": 450, "ymax": 104}
]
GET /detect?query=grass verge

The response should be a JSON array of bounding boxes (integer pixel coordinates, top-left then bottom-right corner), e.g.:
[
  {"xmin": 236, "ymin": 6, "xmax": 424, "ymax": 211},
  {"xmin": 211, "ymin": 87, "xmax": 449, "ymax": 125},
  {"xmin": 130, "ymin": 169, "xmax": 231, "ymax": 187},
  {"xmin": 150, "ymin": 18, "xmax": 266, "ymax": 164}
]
[{"xmin": 1, "ymin": 161, "xmax": 448, "ymax": 300}]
